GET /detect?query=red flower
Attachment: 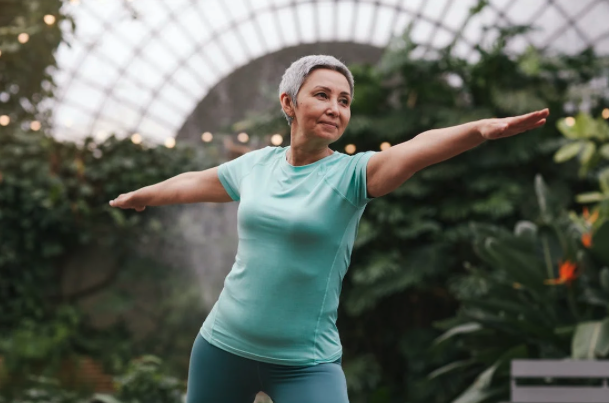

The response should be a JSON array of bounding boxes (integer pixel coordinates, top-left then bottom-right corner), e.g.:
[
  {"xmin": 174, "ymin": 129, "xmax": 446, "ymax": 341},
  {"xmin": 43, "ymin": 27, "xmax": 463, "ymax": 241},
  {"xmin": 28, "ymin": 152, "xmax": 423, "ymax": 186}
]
[
  {"xmin": 582, "ymin": 232, "xmax": 593, "ymax": 248},
  {"xmin": 545, "ymin": 260, "xmax": 579, "ymax": 285}
]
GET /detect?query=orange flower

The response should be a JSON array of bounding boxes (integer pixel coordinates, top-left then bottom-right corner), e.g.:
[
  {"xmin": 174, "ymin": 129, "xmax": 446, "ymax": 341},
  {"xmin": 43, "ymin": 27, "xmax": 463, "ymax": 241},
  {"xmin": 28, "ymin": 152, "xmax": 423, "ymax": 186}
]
[
  {"xmin": 583, "ymin": 207, "xmax": 599, "ymax": 225},
  {"xmin": 582, "ymin": 232, "xmax": 593, "ymax": 248},
  {"xmin": 544, "ymin": 260, "xmax": 579, "ymax": 285}
]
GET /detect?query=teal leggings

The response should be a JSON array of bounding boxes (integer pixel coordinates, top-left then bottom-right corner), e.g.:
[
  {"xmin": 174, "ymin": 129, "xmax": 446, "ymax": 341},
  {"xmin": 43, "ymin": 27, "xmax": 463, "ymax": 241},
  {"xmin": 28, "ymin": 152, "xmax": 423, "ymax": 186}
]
[{"xmin": 186, "ymin": 333, "xmax": 349, "ymax": 403}]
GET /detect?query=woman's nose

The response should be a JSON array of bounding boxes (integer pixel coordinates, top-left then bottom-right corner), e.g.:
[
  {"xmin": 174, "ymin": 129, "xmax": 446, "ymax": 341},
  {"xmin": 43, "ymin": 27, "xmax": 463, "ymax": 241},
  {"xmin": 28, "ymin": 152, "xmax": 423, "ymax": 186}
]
[{"xmin": 326, "ymin": 101, "xmax": 339, "ymax": 116}]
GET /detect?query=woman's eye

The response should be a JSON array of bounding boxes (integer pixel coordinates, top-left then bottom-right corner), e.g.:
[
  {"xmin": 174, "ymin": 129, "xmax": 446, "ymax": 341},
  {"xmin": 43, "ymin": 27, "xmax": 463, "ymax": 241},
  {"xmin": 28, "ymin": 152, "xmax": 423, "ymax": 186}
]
[
  {"xmin": 316, "ymin": 93, "xmax": 328, "ymax": 98},
  {"xmin": 340, "ymin": 99, "xmax": 349, "ymax": 105}
]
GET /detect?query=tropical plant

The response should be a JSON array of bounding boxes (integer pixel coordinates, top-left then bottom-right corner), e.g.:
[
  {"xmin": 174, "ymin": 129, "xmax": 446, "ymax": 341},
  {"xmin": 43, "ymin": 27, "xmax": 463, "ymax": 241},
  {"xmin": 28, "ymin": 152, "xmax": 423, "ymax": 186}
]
[
  {"xmin": 430, "ymin": 175, "xmax": 609, "ymax": 403},
  {"xmin": 554, "ymin": 111, "xmax": 609, "ymax": 223}
]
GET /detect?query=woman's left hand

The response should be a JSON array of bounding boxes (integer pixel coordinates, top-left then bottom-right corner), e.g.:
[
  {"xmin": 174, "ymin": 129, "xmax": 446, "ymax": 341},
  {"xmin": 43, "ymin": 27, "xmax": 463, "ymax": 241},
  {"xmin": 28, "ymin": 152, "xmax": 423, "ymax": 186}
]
[{"xmin": 478, "ymin": 108, "xmax": 549, "ymax": 140}]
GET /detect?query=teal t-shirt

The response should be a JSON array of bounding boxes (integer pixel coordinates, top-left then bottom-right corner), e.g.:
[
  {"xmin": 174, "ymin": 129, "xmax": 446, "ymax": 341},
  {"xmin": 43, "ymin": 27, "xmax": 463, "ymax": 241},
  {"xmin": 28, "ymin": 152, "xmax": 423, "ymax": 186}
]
[{"xmin": 200, "ymin": 145, "xmax": 376, "ymax": 366}]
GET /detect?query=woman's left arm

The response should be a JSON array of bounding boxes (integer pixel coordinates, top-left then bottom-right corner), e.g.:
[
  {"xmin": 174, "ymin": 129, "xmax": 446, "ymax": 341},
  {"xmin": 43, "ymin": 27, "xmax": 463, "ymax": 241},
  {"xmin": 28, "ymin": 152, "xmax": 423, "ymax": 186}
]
[{"xmin": 366, "ymin": 108, "xmax": 549, "ymax": 198}]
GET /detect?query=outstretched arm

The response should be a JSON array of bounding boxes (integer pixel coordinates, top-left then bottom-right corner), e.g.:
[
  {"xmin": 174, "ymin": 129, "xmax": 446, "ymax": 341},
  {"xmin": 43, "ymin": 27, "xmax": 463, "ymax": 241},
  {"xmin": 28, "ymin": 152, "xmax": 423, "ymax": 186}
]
[
  {"xmin": 109, "ymin": 166, "xmax": 232, "ymax": 211},
  {"xmin": 366, "ymin": 108, "xmax": 549, "ymax": 198}
]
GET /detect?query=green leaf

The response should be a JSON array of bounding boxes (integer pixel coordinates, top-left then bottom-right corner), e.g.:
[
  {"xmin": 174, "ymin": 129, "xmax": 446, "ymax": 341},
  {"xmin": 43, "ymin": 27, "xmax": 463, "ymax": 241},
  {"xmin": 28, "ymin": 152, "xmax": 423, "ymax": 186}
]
[
  {"xmin": 600, "ymin": 268, "xmax": 609, "ymax": 292},
  {"xmin": 451, "ymin": 364, "xmax": 500, "ymax": 403},
  {"xmin": 557, "ymin": 119, "xmax": 580, "ymax": 140},
  {"xmin": 452, "ymin": 344, "xmax": 526, "ymax": 403},
  {"xmin": 591, "ymin": 222, "xmax": 609, "ymax": 265},
  {"xmin": 598, "ymin": 167, "xmax": 609, "ymax": 194},
  {"xmin": 482, "ymin": 236, "xmax": 546, "ymax": 288},
  {"xmin": 514, "ymin": 221, "xmax": 537, "ymax": 239},
  {"xmin": 576, "ymin": 192, "xmax": 605, "ymax": 203},
  {"xmin": 553, "ymin": 141, "xmax": 583, "ymax": 163},
  {"xmin": 428, "ymin": 359, "xmax": 476, "ymax": 380},
  {"xmin": 535, "ymin": 175, "xmax": 549, "ymax": 219},
  {"xmin": 572, "ymin": 318, "xmax": 609, "ymax": 359},
  {"xmin": 577, "ymin": 112, "xmax": 605, "ymax": 139},
  {"xmin": 580, "ymin": 141, "xmax": 597, "ymax": 165},
  {"xmin": 434, "ymin": 323, "xmax": 482, "ymax": 345},
  {"xmin": 108, "ymin": 207, "xmax": 127, "ymax": 227}
]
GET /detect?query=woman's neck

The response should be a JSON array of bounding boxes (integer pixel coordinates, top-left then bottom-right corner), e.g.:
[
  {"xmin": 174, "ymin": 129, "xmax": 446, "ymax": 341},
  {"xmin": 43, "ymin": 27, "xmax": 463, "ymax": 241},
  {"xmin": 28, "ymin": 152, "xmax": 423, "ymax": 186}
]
[
  {"xmin": 286, "ymin": 143, "xmax": 333, "ymax": 166},
  {"xmin": 286, "ymin": 123, "xmax": 335, "ymax": 166}
]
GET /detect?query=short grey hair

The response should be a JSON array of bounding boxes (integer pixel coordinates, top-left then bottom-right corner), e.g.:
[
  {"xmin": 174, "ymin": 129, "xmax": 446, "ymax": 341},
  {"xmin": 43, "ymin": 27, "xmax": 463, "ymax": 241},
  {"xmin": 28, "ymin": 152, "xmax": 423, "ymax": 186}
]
[{"xmin": 279, "ymin": 55, "xmax": 355, "ymax": 125}]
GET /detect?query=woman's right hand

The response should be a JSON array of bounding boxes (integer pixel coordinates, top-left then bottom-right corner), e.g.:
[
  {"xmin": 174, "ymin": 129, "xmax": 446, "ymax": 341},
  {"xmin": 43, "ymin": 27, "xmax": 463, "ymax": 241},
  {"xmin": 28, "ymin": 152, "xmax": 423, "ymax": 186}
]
[{"xmin": 109, "ymin": 191, "xmax": 146, "ymax": 212}]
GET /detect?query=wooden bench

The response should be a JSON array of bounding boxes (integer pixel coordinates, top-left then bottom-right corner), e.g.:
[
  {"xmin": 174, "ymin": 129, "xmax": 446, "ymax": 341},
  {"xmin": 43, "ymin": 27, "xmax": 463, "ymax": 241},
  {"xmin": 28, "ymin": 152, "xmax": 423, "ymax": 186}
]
[{"xmin": 510, "ymin": 359, "xmax": 609, "ymax": 402}]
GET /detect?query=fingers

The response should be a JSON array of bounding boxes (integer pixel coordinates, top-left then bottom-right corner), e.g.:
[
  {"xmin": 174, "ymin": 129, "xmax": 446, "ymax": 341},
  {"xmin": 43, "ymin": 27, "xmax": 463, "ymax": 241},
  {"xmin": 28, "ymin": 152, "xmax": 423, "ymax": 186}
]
[
  {"xmin": 108, "ymin": 193, "xmax": 145, "ymax": 211},
  {"xmin": 508, "ymin": 109, "xmax": 550, "ymax": 127}
]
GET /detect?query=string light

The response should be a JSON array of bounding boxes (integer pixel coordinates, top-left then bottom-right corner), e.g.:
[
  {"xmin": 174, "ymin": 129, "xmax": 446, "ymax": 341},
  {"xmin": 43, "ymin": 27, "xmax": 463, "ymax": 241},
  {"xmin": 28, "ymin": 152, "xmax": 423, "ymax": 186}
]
[
  {"xmin": 165, "ymin": 138, "xmax": 176, "ymax": 148},
  {"xmin": 345, "ymin": 144, "xmax": 356, "ymax": 154},
  {"xmin": 237, "ymin": 132, "xmax": 249, "ymax": 143},
  {"xmin": 602, "ymin": 108, "xmax": 609, "ymax": 120},
  {"xmin": 44, "ymin": 15, "xmax": 56, "ymax": 25},
  {"xmin": 380, "ymin": 141, "xmax": 391, "ymax": 151},
  {"xmin": 0, "ymin": 115, "xmax": 10, "ymax": 126},
  {"xmin": 271, "ymin": 134, "xmax": 283, "ymax": 146},
  {"xmin": 131, "ymin": 133, "xmax": 142, "ymax": 144},
  {"xmin": 18, "ymin": 33, "xmax": 29, "ymax": 44},
  {"xmin": 201, "ymin": 132, "xmax": 213, "ymax": 142},
  {"xmin": 30, "ymin": 121, "xmax": 41, "ymax": 131},
  {"xmin": 565, "ymin": 117, "xmax": 575, "ymax": 127}
]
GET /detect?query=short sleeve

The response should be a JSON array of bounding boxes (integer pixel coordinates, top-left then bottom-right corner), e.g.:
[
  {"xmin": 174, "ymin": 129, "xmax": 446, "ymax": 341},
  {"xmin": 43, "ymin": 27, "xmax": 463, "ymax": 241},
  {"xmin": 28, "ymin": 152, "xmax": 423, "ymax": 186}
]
[
  {"xmin": 328, "ymin": 151, "xmax": 377, "ymax": 208},
  {"xmin": 217, "ymin": 147, "xmax": 270, "ymax": 201}
]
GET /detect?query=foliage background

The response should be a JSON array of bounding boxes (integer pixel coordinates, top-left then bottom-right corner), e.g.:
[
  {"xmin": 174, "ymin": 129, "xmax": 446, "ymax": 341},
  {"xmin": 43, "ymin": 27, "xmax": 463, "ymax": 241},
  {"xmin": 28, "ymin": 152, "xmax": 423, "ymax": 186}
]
[{"xmin": 2, "ymin": 1, "xmax": 609, "ymax": 403}]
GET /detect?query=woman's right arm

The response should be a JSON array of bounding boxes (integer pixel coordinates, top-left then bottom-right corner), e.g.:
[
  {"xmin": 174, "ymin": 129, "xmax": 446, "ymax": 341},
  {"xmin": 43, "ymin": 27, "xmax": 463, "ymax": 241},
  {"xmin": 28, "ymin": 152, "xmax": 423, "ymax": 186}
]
[{"xmin": 109, "ymin": 166, "xmax": 232, "ymax": 211}]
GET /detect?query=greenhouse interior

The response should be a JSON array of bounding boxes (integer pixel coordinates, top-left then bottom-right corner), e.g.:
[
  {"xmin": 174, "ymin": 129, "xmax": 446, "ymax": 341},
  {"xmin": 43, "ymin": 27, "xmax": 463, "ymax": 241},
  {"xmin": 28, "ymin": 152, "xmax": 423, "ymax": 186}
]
[{"xmin": 2, "ymin": 0, "xmax": 609, "ymax": 402}]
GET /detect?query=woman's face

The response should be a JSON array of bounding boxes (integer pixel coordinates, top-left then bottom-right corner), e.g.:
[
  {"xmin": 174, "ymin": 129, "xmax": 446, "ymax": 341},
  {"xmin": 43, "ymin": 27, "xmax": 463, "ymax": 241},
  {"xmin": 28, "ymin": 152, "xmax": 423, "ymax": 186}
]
[{"xmin": 287, "ymin": 68, "xmax": 352, "ymax": 145}]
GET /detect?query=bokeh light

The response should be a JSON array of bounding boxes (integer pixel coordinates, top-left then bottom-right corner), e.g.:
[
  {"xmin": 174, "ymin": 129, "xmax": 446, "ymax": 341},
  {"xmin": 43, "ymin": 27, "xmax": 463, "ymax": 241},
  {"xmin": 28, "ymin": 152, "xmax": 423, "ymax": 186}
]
[
  {"xmin": 602, "ymin": 108, "xmax": 609, "ymax": 120},
  {"xmin": 271, "ymin": 134, "xmax": 283, "ymax": 146},
  {"xmin": 202, "ymin": 132, "xmax": 213, "ymax": 142},
  {"xmin": 30, "ymin": 121, "xmax": 41, "ymax": 131},
  {"xmin": 565, "ymin": 117, "xmax": 575, "ymax": 127},
  {"xmin": 165, "ymin": 138, "xmax": 176, "ymax": 148},
  {"xmin": 237, "ymin": 132, "xmax": 249, "ymax": 143},
  {"xmin": 0, "ymin": 115, "xmax": 10, "ymax": 126},
  {"xmin": 345, "ymin": 144, "xmax": 356, "ymax": 154},
  {"xmin": 44, "ymin": 15, "xmax": 56, "ymax": 25},
  {"xmin": 18, "ymin": 33, "xmax": 29, "ymax": 44},
  {"xmin": 131, "ymin": 133, "xmax": 142, "ymax": 144},
  {"xmin": 380, "ymin": 142, "xmax": 391, "ymax": 151}
]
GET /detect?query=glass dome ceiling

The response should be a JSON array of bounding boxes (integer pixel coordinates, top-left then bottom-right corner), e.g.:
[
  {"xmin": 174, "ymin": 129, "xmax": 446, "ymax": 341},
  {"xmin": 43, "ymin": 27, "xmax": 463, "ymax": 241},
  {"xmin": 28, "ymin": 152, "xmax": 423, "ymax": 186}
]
[{"xmin": 51, "ymin": 0, "xmax": 609, "ymax": 144}]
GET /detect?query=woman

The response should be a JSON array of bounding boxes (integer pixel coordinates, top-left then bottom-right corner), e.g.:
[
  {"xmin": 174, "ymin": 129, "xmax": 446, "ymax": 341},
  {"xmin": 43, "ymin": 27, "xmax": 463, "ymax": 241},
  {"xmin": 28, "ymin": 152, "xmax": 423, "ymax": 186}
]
[{"xmin": 110, "ymin": 55, "xmax": 549, "ymax": 403}]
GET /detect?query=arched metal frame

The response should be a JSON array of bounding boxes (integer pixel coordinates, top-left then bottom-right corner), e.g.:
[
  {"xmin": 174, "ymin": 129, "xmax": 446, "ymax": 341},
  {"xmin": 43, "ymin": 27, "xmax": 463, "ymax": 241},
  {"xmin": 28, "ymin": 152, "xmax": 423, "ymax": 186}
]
[{"xmin": 51, "ymin": 0, "xmax": 609, "ymax": 143}]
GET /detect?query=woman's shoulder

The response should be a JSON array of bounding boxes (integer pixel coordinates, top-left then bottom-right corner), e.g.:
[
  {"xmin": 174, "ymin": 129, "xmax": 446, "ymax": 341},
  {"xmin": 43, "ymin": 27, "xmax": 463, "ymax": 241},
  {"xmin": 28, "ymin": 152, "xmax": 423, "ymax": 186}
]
[
  {"xmin": 326, "ymin": 150, "xmax": 376, "ymax": 170},
  {"xmin": 235, "ymin": 146, "xmax": 284, "ymax": 165}
]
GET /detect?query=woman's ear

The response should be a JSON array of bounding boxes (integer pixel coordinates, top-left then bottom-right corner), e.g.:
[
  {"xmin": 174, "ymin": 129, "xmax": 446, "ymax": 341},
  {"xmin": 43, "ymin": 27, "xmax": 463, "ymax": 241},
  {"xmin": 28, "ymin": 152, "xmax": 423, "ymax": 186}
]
[{"xmin": 280, "ymin": 93, "xmax": 295, "ymax": 118}]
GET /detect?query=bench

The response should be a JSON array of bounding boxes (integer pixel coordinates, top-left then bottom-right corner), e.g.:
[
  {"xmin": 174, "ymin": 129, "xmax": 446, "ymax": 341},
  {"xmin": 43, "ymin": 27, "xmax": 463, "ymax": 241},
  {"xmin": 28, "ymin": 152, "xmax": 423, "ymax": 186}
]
[{"xmin": 510, "ymin": 359, "xmax": 609, "ymax": 402}]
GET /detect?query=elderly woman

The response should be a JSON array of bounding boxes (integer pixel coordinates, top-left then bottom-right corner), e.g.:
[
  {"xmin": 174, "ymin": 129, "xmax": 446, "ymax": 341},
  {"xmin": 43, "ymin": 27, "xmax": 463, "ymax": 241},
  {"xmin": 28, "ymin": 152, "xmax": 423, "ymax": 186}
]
[{"xmin": 110, "ymin": 55, "xmax": 549, "ymax": 403}]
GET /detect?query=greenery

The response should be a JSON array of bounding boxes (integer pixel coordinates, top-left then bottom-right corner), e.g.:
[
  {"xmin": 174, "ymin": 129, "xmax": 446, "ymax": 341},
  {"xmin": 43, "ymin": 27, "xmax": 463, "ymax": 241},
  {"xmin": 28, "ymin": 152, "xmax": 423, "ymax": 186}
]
[
  {"xmin": 431, "ymin": 174, "xmax": 609, "ymax": 403},
  {"xmin": 3, "ymin": 1, "xmax": 609, "ymax": 402},
  {"xmin": 430, "ymin": 112, "xmax": 609, "ymax": 402},
  {"xmin": 1, "ymin": 0, "xmax": 210, "ymax": 400},
  {"xmin": 113, "ymin": 356, "xmax": 185, "ymax": 403}
]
